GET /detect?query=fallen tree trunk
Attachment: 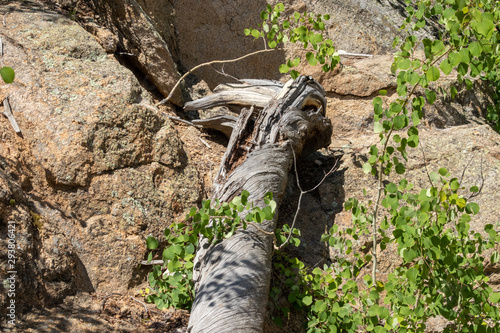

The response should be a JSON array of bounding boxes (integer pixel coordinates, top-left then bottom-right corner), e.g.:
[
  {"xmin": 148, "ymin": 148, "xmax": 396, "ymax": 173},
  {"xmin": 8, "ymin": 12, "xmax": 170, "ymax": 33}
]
[{"xmin": 187, "ymin": 76, "xmax": 332, "ymax": 332}]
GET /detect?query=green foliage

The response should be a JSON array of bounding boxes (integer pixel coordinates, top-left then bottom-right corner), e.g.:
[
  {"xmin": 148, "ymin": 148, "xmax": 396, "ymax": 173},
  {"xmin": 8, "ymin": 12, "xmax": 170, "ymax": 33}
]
[
  {"xmin": 265, "ymin": 1, "xmax": 500, "ymax": 332},
  {"xmin": 244, "ymin": 3, "xmax": 339, "ymax": 78},
  {"xmin": 271, "ymin": 175, "xmax": 500, "ymax": 332},
  {"xmin": 484, "ymin": 73, "xmax": 500, "ymax": 131},
  {"xmin": 0, "ymin": 66, "xmax": 15, "ymax": 84},
  {"xmin": 143, "ymin": 191, "xmax": 277, "ymax": 310}
]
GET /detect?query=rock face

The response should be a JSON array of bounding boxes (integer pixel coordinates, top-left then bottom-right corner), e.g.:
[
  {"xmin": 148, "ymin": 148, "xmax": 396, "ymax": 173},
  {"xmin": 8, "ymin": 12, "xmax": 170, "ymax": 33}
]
[
  {"xmin": 92, "ymin": 0, "xmax": 183, "ymax": 105},
  {"xmin": 0, "ymin": 0, "xmax": 499, "ymax": 332},
  {"xmin": 107, "ymin": 0, "xmax": 423, "ymax": 91},
  {"xmin": 0, "ymin": 1, "xmax": 200, "ymax": 328}
]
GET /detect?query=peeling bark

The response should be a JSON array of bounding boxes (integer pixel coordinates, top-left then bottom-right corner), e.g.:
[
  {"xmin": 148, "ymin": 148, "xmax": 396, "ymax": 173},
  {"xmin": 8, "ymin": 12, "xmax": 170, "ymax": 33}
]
[{"xmin": 187, "ymin": 76, "xmax": 332, "ymax": 332}]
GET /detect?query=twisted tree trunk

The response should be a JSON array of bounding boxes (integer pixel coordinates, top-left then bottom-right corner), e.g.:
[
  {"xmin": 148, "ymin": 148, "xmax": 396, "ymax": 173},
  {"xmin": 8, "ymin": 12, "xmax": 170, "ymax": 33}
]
[{"xmin": 187, "ymin": 76, "xmax": 332, "ymax": 332}]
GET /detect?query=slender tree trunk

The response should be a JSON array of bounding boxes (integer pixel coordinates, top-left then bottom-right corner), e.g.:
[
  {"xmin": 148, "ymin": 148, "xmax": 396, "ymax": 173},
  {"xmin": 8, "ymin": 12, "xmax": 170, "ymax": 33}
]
[{"xmin": 187, "ymin": 76, "xmax": 332, "ymax": 332}]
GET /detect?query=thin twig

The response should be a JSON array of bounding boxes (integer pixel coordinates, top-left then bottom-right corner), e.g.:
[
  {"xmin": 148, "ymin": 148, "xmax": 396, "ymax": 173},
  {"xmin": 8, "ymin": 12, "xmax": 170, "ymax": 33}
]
[
  {"xmin": 0, "ymin": 37, "xmax": 3, "ymax": 57},
  {"xmin": 199, "ymin": 137, "xmax": 212, "ymax": 149},
  {"xmin": 140, "ymin": 259, "xmax": 164, "ymax": 265},
  {"xmin": 155, "ymin": 48, "xmax": 277, "ymax": 107},
  {"xmin": 459, "ymin": 154, "xmax": 475, "ymax": 185},
  {"xmin": 138, "ymin": 102, "xmax": 201, "ymax": 128},
  {"xmin": 130, "ymin": 296, "xmax": 162, "ymax": 315},
  {"xmin": 277, "ymin": 141, "xmax": 339, "ymax": 250},
  {"xmin": 211, "ymin": 64, "xmax": 243, "ymax": 83},
  {"xmin": 337, "ymin": 50, "xmax": 373, "ymax": 57},
  {"xmin": 99, "ymin": 293, "xmax": 122, "ymax": 312},
  {"xmin": 3, "ymin": 12, "xmax": 7, "ymax": 27},
  {"xmin": 2, "ymin": 97, "xmax": 21, "ymax": 133},
  {"xmin": 468, "ymin": 154, "xmax": 485, "ymax": 200},
  {"xmin": 420, "ymin": 145, "xmax": 434, "ymax": 187},
  {"xmin": 248, "ymin": 221, "xmax": 275, "ymax": 236}
]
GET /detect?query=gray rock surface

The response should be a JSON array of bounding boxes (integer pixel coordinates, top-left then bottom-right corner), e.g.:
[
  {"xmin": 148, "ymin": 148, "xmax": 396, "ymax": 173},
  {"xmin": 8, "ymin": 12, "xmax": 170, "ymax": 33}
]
[
  {"xmin": 0, "ymin": 0, "xmax": 498, "ymax": 332},
  {"xmin": 0, "ymin": 1, "xmax": 200, "ymax": 330}
]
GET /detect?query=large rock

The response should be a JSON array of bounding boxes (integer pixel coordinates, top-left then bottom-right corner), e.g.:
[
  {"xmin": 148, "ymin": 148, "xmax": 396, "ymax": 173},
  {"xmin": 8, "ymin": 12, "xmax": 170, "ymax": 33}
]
[
  {"xmin": 0, "ymin": 1, "xmax": 200, "ymax": 328},
  {"xmin": 102, "ymin": 0, "xmax": 419, "ymax": 91},
  {"xmin": 92, "ymin": 0, "xmax": 183, "ymax": 105}
]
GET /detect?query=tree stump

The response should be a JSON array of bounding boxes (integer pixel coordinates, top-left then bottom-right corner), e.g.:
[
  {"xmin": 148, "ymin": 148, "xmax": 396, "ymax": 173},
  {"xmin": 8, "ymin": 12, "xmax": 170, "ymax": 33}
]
[{"xmin": 187, "ymin": 76, "xmax": 332, "ymax": 332}]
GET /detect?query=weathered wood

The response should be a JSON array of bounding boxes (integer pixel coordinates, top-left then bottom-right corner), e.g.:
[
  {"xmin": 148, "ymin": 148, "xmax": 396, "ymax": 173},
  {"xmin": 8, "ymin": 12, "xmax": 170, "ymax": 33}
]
[
  {"xmin": 191, "ymin": 115, "xmax": 237, "ymax": 138},
  {"xmin": 184, "ymin": 89, "xmax": 272, "ymax": 111},
  {"xmin": 2, "ymin": 97, "xmax": 21, "ymax": 133},
  {"xmin": 213, "ymin": 79, "xmax": 283, "ymax": 97},
  {"xmin": 187, "ymin": 76, "xmax": 332, "ymax": 333}
]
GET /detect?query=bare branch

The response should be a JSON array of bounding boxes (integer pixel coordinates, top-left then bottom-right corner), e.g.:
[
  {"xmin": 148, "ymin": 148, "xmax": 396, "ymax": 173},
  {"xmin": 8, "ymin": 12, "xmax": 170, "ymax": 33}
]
[
  {"xmin": 468, "ymin": 154, "xmax": 485, "ymax": 200},
  {"xmin": 420, "ymin": 145, "xmax": 434, "ymax": 187},
  {"xmin": 130, "ymin": 296, "xmax": 162, "ymax": 315}
]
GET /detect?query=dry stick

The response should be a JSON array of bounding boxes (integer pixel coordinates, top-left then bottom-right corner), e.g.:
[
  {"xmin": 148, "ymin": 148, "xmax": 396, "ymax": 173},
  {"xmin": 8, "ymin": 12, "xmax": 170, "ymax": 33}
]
[
  {"xmin": 420, "ymin": 145, "xmax": 435, "ymax": 187},
  {"xmin": 468, "ymin": 154, "xmax": 485, "ymax": 200},
  {"xmin": 99, "ymin": 292, "xmax": 122, "ymax": 312},
  {"xmin": 459, "ymin": 154, "xmax": 475, "ymax": 185},
  {"xmin": 277, "ymin": 141, "xmax": 339, "ymax": 250},
  {"xmin": 2, "ymin": 97, "xmax": 21, "ymax": 133},
  {"xmin": 155, "ymin": 48, "xmax": 277, "ymax": 107},
  {"xmin": 212, "ymin": 64, "xmax": 243, "ymax": 83},
  {"xmin": 198, "ymin": 137, "xmax": 211, "ymax": 149},
  {"xmin": 130, "ymin": 296, "xmax": 162, "ymax": 315}
]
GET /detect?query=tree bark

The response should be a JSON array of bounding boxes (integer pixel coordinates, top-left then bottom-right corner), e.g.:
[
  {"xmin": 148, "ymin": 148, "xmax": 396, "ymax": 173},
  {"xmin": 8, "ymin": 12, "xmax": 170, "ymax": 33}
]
[{"xmin": 187, "ymin": 76, "xmax": 332, "ymax": 332}]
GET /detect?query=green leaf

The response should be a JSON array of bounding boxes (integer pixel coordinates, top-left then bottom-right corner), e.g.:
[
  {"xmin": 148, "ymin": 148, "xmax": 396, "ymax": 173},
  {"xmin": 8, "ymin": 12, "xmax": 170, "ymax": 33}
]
[
  {"xmin": 395, "ymin": 163, "xmax": 405, "ymax": 174},
  {"xmin": 408, "ymin": 71, "xmax": 420, "ymax": 85},
  {"xmin": 393, "ymin": 115, "xmax": 407, "ymax": 129},
  {"xmin": 310, "ymin": 33, "xmax": 323, "ymax": 44},
  {"xmin": 291, "ymin": 57, "xmax": 301, "ymax": 67},
  {"xmin": 386, "ymin": 183, "xmax": 398, "ymax": 193},
  {"xmin": 457, "ymin": 62, "xmax": 468, "ymax": 76},
  {"xmin": 489, "ymin": 293, "xmax": 500, "ymax": 303},
  {"xmin": 279, "ymin": 64, "xmax": 290, "ymax": 73},
  {"xmin": 426, "ymin": 66, "xmax": 440, "ymax": 82},
  {"xmin": 363, "ymin": 163, "xmax": 372, "ymax": 174},
  {"xmin": 374, "ymin": 122, "xmax": 384, "ymax": 133},
  {"xmin": 466, "ymin": 202, "xmax": 479, "ymax": 214},
  {"xmin": 251, "ymin": 29, "xmax": 260, "ymax": 38},
  {"xmin": 302, "ymin": 295, "xmax": 313, "ymax": 306},
  {"xmin": 472, "ymin": 19, "xmax": 495, "ymax": 37},
  {"xmin": 0, "ymin": 67, "xmax": 15, "ymax": 84},
  {"xmin": 439, "ymin": 59, "xmax": 453, "ymax": 75},
  {"xmin": 425, "ymin": 89, "xmax": 437, "ymax": 104},
  {"xmin": 468, "ymin": 41, "xmax": 482, "ymax": 57},
  {"xmin": 398, "ymin": 58, "xmax": 411, "ymax": 70},
  {"xmin": 469, "ymin": 185, "xmax": 479, "ymax": 193},
  {"xmin": 184, "ymin": 243, "xmax": 195, "ymax": 256},
  {"xmin": 146, "ymin": 236, "xmax": 159, "ymax": 250},
  {"xmin": 306, "ymin": 52, "xmax": 318, "ymax": 66}
]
